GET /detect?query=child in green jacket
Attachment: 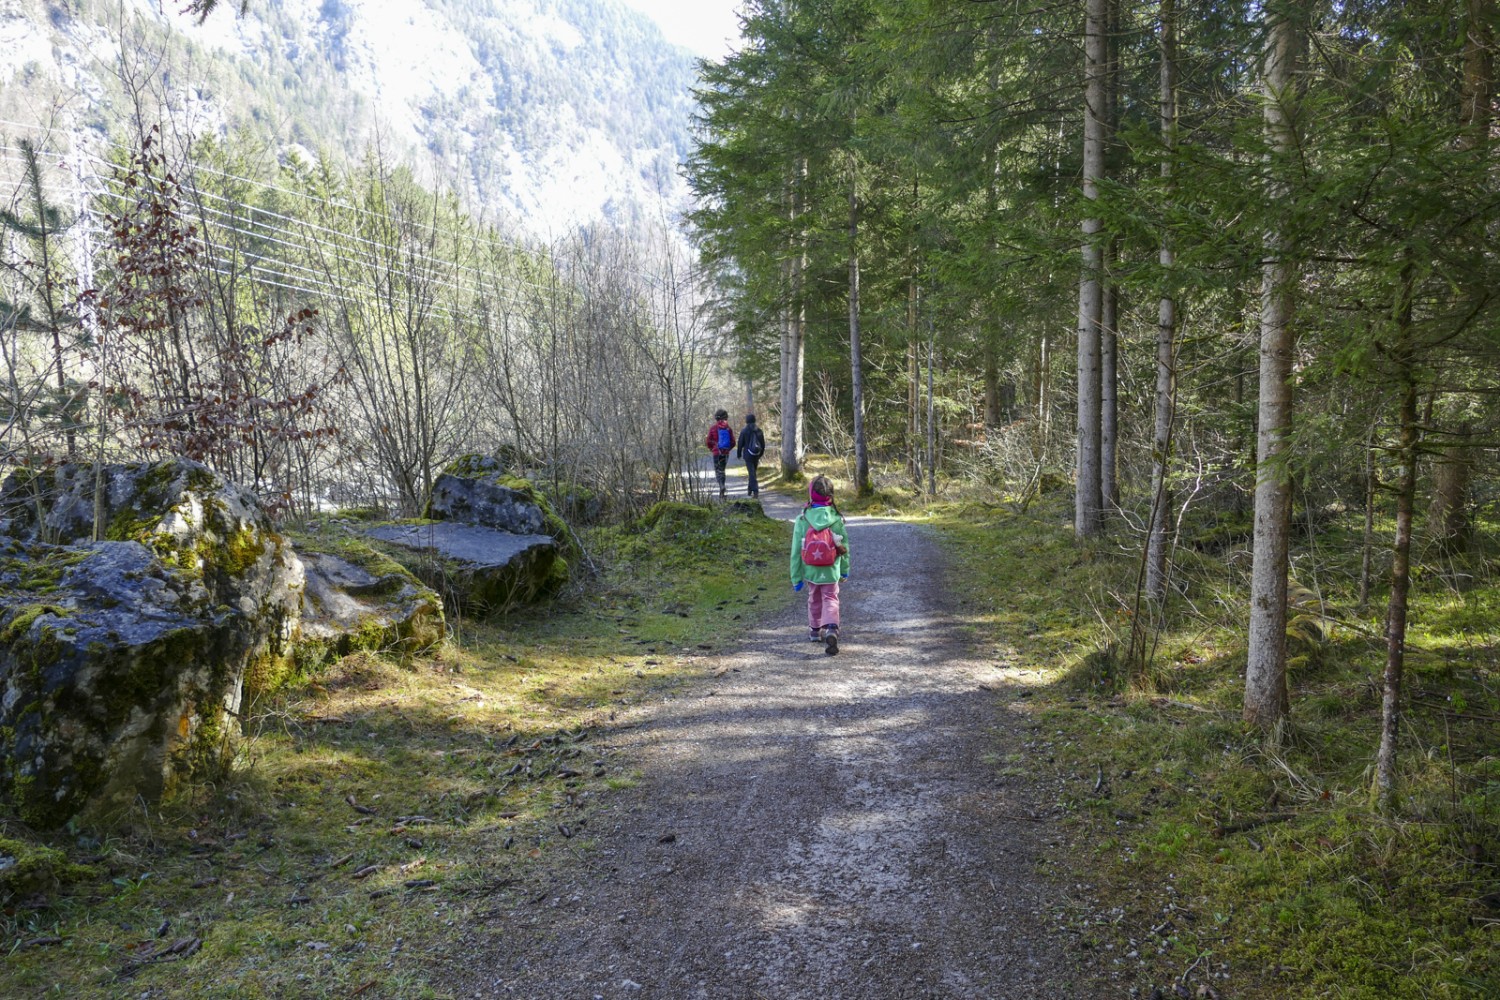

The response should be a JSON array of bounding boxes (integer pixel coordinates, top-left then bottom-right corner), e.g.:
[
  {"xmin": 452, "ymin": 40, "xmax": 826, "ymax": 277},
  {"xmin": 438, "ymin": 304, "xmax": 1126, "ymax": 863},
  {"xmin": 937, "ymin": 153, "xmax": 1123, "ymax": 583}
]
[{"xmin": 790, "ymin": 475, "xmax": 850, "ymax": 655}]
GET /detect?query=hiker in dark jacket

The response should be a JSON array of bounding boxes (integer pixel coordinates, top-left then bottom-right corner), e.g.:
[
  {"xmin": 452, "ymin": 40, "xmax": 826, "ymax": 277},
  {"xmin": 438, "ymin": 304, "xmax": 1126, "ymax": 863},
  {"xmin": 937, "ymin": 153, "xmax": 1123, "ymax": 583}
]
[
  {"xmin": 735, "ymin": 413, "xmax": 765, "ymax": 498},
  {"xmin": 704, "ymin": 409, "xmax": 735, "ymax": 497}
]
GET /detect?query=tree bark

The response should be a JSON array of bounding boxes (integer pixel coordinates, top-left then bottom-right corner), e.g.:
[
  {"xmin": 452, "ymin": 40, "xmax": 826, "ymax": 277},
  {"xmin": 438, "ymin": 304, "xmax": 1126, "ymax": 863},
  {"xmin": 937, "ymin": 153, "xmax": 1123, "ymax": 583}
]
[
  {"xmin": 1146, "ymin": 0, "xmax": 1178, "ymax": 603},
  {"xmin": 780, "ymin": 159, "xmax": 807, "ymax": 478},
  {"xmin": 1101, "ymin": 276, "xmax": 1118, "ymax": 511},
  {"xmin": 1100, "ymin": 0, "xmax": 1120, "ymax": 513},
  {"xmin": 848, "ymin": 167, "xmax": 870, "ymax": 494},
  {"xmin": 1245, "ymin": 2, "xmax": 1304, "ymax": 729},
  {"xmin": 984, "ymin": 338, "xmax": 1003, "ymax": 430},
  {"xmin": 927, "ymin": 305, "xmax": 937, "ymax": 496},
  {"xmin": 1035, "ymin": 332, "xmax": 1051, "ymax": 460},
  {"xmin": 1430, "ymin": 423, "xmax": 1474, "ymax": 552},
  {"xmin": 1358, "ymin": 423, "xmax": 1377, "ymax": 609},
  {"xmin": 908, "ymin": 279, "xmax": 921, "ymax": 488},
  {"xmin": 1375, "ymin": 267, "xmax": 1418, "ymax": 811},
  {"xmin": 1075, "ymin": 0, "xmax": 1108, "ymax": 538},
  {"xmin": 1462, "ymin": 0, "xmax": 1495, "ymax": 148}
]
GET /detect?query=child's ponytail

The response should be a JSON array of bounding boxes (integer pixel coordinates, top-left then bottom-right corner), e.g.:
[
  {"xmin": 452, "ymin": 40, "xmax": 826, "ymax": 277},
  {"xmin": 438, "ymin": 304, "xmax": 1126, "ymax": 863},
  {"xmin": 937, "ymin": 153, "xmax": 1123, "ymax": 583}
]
[{"xmin": 808, "ymin": 475, "xmax": 842, "ymax": 518}]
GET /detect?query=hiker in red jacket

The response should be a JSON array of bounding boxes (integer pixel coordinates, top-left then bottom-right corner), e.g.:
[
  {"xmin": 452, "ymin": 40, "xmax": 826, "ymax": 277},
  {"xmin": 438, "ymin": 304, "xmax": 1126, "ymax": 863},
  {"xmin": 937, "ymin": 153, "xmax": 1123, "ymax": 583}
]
[{"xmin": 704, "ymin": 409, "xmax": 735, "ymax": 498}]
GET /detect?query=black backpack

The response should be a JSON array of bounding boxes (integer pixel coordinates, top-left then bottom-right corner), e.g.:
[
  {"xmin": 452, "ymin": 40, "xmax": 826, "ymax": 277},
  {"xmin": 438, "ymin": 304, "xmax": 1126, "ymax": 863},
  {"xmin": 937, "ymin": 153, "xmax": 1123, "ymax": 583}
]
[{"xmin": 743, "ymin": 427, "xmax": 764, "ymax": 458}]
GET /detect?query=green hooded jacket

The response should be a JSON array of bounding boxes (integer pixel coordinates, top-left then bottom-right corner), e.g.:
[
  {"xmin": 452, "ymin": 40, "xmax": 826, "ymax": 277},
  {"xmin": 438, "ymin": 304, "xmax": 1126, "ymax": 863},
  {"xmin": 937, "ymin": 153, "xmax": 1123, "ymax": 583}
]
[{"xmin": 790, "ymin": 504, "xmax": 851, "ymax": 586}]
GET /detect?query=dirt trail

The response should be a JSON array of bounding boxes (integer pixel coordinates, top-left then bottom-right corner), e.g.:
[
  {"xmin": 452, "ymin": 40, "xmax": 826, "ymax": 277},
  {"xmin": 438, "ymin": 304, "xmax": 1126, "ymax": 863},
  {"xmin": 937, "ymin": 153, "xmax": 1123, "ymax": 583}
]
[{"xmin": 445, "ymin": 490, "xmax": 1097, "ymax": 999}]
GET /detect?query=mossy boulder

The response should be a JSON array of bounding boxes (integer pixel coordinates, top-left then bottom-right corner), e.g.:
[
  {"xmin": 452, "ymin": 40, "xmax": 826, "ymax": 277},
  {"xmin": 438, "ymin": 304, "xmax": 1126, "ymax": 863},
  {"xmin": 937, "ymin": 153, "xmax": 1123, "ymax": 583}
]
[
  {"xmin": 296, "ymin": 537, "xmax": 445, "ymax": 665},
  {"xmin": 0, "ymin": 540, "xmax": 258, "ymax": 828},
  {"xmin": 429, "ymin": 455, "xmax": 569, "ymax": 542},
  {"xmin": 0, "ymin": 835, "xmax": 98, "ymax": 903},
  {"xmin": 362, "ymin": 521, "xmax": 559, "ymax": 614},
  {"xmin": 637, "ymin": 500, "xmax": 715, "ymax": 534},
  {"xmin": 0, "ymin": 459, "xmax": 304, "ymax": 674}
]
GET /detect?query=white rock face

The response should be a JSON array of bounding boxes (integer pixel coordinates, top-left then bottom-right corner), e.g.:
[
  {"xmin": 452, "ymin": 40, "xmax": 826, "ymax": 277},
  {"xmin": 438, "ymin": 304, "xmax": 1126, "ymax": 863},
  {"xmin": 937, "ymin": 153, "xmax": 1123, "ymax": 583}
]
[{"xmin": 0, "ymin": 0, "xmax": 699, "ymax": 236}]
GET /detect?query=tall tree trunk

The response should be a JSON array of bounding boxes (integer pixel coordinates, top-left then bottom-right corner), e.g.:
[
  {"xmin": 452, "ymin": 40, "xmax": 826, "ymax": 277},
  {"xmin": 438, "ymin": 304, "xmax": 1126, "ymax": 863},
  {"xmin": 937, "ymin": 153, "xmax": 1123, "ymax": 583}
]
[
  {"xmin": 1101, "ymin": 276, "xmax": 1118, "ymax": 511},
  {"xmin": 1099, "ymin": 0, "xmax": 1120, "ymax": 513},
  {"xmin": 780, "ymin": 160, "xmax": 807, "ymax": 478},
  {"xmin": 983, "ymin": 339, "xmax": 1003, "ymax": 429},
  {"xmin": 848, "ymin": 166, "xmax": 870, "ymax": 494},
  {"xmin": 1245, "ymin": 2, "xmax": 1304, "ymax": 729},
  {"xmin": 1075, "ymin": 0, "xmax": 1108, "ymax": 537},
  {"xmin": 1430, "ymin": 423, "xmax": 1474, "ymax": 553},
  {"xmin": 786, "ymin": 256, "xmax": 798, "ymax": 479},
  {"xmin": 1358, "ymin": 423, "xmax": 1377, "ymax": 609},
  {"xmin": 908, "ymin": 279, "xmax": 921, "ymax": 488},
  {"xmin": 1462, "ymin": 0, "xmax": 1496, "ymax": 148},
  {"xmin": 1035, "ymin": 332, "xmax": 1052, "ymax": 460},
  {"xmin": 1375, "ymin": 265, "xmax": 1418, "ymax": 811},
  {"xmin": 926, "ymin": 305, "xmax": 937, "ymax": 496},
  {"xmin": 1146, "ymin": 0, "xmax": 1178, "ymax": 603},
  {"xmin": 908, "ymin": 176, "xmax": 922, "ymax": 490}
]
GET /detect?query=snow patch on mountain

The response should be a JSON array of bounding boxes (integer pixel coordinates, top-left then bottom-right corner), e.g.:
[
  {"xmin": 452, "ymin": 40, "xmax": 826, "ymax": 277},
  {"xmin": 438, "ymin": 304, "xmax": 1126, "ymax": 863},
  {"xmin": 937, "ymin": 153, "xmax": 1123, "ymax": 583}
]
[{"xmin": 0, "ymin": 0, "xmax": 699, "ymax": 236}]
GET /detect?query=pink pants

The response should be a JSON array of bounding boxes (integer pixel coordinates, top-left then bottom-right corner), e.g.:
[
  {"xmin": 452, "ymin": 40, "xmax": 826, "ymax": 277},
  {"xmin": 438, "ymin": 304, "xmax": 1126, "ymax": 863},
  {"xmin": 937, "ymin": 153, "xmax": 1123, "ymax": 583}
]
[{"xmin": 807, "ymin": 582, "xmax": 841, "ymax": 631}]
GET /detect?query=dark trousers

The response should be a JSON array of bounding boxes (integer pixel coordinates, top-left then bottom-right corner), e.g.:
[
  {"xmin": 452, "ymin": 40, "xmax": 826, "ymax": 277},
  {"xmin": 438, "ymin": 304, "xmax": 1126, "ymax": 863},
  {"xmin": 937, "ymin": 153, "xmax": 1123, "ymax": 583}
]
[
  {"xmin": 713, "ymin": 453, "xmax": 728, "ymax": 493},
  {"xmin": 744, "ymin": 457, "xmax": 760, "ymax": 496}
]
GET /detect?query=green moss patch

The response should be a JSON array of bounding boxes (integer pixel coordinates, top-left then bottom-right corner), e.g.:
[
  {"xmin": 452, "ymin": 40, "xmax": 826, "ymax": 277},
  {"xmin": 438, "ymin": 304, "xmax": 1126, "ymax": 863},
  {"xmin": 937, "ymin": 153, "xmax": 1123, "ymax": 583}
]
[
  {"xmin": 0, "ymin": 836, "xmax": 99, "ymax": 903},
  {"xmin": 0, "ymin": 501, "xmax": 792, "ymax": 998},
  {"xmin": 935, "ymin": 495, "xmax": 1500, "ymax": 999}
]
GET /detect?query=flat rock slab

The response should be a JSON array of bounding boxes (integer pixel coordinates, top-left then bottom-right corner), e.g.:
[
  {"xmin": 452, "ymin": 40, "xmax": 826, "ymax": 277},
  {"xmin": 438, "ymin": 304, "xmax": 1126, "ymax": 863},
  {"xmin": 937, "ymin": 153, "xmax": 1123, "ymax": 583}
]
[
  {"xmin": 299, "ymin": 552, "xmax": 443, "ymax": 657},
  {"xmin": 429, "ymin": 471, "xmax": 548, "ymax": 535},
  {"xmin": 364, "ymin": 523, "xmax": 555, "ymax": 568},
  {"xmin": 363, "ymin": 523, "xmax": 558, "ymax": 612}
]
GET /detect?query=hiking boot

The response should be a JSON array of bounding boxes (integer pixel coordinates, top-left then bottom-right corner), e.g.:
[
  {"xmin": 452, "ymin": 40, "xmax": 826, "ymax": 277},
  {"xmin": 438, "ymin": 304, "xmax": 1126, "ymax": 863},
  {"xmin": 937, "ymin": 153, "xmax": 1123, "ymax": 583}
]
[
  {"xmin": 822, "ymin": 626, "xmax": 839, "ymax": 656},
  {"xmin": 808, "ymin": 628, "xmax": 821, "ymax": 642}
]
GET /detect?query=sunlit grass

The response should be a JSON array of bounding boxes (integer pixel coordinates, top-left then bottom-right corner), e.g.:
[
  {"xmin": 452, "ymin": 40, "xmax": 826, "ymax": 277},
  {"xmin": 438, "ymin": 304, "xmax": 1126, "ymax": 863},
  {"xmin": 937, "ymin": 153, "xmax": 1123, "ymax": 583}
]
[
  {"xmin": 931, "ymin": 493, "xmax": 1500, "ymax": 999},
  {"xmin": 0, "ymin": 502, "xmax": 792, "ymax": 998}
]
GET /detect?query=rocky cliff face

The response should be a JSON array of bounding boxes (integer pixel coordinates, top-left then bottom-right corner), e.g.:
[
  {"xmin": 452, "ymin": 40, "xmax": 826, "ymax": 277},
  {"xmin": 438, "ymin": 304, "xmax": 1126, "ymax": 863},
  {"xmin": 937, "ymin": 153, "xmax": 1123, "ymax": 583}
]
[{"xmin": 0, "ymin": 0, "xmax": 699, "ymax": 235}]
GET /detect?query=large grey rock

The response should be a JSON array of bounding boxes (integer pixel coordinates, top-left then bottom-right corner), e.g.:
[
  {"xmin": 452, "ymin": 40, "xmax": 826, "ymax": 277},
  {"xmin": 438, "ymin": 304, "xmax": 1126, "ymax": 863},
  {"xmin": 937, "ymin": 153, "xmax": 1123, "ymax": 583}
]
[
  {"xmin": 428, "ymin": 456, "xmax": 554, "ymax": 536},
  {"xmin": 364, "ymin": 522, "xmax": 561, "ymax": 613},
  {"xmin": 0, "ymin": 459, "xmax": 304, "ymax": 675},
  {"xmin": 0, "ymin": 540, "xmax": 256, "ymax": 828},
  {"xmin": 299, "ymin": 551, "xmax": 444, "ymax": 660}
]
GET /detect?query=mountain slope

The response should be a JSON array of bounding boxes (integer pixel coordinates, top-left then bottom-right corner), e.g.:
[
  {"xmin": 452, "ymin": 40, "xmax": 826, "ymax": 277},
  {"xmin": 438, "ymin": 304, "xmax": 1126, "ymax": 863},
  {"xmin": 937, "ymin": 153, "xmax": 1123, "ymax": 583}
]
[{"xmin": 0, "ymin": 0, "xmax": 701, "ymax": 234}]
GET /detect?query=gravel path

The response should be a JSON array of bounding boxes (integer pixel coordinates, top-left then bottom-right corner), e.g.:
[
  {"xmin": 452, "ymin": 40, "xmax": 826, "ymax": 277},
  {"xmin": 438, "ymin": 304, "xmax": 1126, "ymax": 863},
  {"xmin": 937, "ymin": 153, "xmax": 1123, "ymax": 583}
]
[{"xmin": 445, "ymin": 489, "xmax": 1097, "ymax": 999}]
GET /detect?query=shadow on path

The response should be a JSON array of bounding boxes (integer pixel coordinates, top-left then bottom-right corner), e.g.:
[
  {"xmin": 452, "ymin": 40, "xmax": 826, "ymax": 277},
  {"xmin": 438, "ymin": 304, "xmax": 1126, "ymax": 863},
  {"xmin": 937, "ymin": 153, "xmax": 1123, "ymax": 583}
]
[{"xmin": 441, "ymin": 491, "xmax": 1097, "ymax": 999}]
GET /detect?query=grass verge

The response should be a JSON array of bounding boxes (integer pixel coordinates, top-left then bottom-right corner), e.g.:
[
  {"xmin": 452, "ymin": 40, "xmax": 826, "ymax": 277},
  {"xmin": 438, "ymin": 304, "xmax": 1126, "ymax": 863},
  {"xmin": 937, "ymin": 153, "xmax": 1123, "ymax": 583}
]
[
  {"xmin": 0, "ymin": 501, "xmax": 791, "ymax": 999},
  {"xmin": 931, "ymin": 495, "xmax": 1499, "ymax": 1000}
]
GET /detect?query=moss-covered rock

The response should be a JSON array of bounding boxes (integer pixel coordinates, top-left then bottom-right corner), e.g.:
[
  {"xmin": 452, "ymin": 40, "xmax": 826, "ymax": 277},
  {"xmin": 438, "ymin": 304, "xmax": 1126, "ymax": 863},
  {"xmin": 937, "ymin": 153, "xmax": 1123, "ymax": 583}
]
[
  {"xmin": 0, "ymin": 541, "xmax": 255, "ymax": 828},
  {"xmin": 429, "ymin": 458, "xmax": 558, "ymax": 538},
  {"xmin": 295, "ymin": 542, "xmax": 445, "ymax": 666},
  {"xmin": 363, "ymin": 521, "xmax": 559, "ymax": 615},
  {"xmin": 637, "ymin": 500, "xmax": 715, "ymax": 534},
  {"xmin": 0, "ymin": 835, "xmax": 98, "ymax": 903},
  {"xmin": 0, "ymin": 459, "xmax": 304, "ymax": 688},
  {"xmin": 0, "ymin": 459, "xmax": 309, "ymax": 827}
]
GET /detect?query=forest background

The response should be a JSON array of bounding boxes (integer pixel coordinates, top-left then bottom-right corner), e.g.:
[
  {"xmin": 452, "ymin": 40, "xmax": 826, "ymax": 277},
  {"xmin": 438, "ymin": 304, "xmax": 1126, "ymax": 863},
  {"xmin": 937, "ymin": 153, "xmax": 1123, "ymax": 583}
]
[{"xmin": 0, "ymin": 0, "xmax": 1496, "ymax": 997}]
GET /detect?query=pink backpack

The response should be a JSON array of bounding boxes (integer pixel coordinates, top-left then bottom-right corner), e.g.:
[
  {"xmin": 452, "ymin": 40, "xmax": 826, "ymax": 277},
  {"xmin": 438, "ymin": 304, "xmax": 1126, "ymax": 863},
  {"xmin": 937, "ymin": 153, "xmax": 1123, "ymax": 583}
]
[{"xmin": 801, "ymin": 525, "xmax": 838, "ymax": 567}]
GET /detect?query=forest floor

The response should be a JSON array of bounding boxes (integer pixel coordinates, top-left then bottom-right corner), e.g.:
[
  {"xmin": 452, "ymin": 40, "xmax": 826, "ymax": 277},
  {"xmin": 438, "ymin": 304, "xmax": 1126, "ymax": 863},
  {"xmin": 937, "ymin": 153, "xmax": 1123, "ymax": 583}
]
[
  {"xmin": 436, "ymin": 486, "xmax": 1106, "ymax": 999},
  {"xmin": 2, "ymin": 463, "xmax": 1493, "ymax": 998}
]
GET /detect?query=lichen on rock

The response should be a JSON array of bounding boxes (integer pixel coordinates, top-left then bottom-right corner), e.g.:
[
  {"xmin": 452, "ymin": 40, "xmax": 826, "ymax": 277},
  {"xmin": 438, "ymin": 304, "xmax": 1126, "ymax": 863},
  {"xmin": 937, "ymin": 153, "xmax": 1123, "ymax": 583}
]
[
  {"xmin": 0, "ymin": 459, "xmax": 304, "ymax": 681},
  {"xmin": 292, "ymin": 521, "xmax": 446, "ymax": 668},
  {"xmin": 363, "ymin": 521, "xmax": 559, "ymax": 614},
  {"xmin": 0, "ymin": 540, "xmax": 252, "ymax": 828},
  {"xmin": 0, "ymin": 459, "xmax": 307, "ymax": 828}
]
